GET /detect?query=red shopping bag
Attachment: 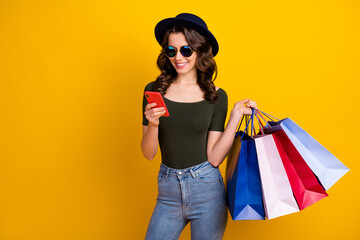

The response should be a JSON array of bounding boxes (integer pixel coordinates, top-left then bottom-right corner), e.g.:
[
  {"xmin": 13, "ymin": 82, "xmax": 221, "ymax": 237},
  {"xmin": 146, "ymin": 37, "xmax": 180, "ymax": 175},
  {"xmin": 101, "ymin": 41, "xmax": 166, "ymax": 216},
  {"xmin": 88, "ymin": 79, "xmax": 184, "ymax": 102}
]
[{"xmin": 258, "ymin": 111, "xmax": 328, "ymax": 210}]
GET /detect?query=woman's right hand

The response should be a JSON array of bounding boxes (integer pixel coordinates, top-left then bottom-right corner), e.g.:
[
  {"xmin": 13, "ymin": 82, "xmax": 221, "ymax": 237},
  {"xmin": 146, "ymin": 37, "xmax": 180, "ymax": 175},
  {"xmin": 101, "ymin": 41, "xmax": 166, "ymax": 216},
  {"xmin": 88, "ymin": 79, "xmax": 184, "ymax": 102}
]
[{"xmin": 144, "ymin": 103, "xmax": 166, "ymax": 127}]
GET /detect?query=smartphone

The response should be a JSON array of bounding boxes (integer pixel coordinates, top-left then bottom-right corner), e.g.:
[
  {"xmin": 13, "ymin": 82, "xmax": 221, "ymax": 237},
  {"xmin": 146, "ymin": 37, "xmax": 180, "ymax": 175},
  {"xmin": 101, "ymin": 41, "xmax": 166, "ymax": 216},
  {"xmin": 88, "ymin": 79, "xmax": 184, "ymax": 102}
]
[{"xmin": 144, "ymin": 91, "xmax": 169, "ymax": 117}]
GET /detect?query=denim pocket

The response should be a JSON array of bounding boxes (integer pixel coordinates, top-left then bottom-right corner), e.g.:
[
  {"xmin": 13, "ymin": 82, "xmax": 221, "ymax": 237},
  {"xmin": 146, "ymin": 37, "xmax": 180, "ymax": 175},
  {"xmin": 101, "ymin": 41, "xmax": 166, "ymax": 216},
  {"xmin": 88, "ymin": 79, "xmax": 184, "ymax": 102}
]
[
  {"xmin": 197, "ymin": 168, "xmax": 219, "ymax": 183},
  {"xmin": 217, "ymin": 170, "xmax": 226, "ymax": 195},
  {"xmin": 157, "ymin": 170, "xmax": 166, "ymax": 182}
]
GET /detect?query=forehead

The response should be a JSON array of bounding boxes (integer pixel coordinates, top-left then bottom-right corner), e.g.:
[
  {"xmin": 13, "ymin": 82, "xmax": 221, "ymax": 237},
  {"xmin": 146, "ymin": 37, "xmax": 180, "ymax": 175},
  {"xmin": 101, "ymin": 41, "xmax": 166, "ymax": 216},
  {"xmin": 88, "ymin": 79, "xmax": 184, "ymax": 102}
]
[{"xmin": 168, "ymin": 32, "xmax": 188, "ymax": 47}]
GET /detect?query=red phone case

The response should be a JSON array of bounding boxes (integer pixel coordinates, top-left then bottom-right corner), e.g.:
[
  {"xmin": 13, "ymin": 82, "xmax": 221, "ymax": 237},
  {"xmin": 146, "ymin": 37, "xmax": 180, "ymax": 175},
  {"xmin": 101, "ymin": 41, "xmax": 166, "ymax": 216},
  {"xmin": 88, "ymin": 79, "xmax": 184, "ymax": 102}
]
[{"xmin": 144, "ymin": 91, "xmax": 169, "ymax": 117}]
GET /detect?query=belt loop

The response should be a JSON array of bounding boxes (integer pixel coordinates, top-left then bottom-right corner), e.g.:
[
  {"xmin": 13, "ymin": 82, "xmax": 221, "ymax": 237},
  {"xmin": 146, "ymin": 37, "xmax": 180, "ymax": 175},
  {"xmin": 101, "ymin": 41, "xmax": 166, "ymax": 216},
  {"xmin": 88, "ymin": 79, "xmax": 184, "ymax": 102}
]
[
  {"xmin": 166, "ymin": 168, "xmax": 170, "ymax": 179},
  {"xmin": 190, "ymin": 169, "xmax": 196, "ymax": 179}
]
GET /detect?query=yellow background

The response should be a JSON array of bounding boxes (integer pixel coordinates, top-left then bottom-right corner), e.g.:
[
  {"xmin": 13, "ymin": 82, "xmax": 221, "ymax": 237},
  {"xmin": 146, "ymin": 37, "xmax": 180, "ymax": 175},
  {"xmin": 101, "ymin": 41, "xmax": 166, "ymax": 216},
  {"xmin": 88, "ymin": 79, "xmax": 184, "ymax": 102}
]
[{"xmin": 1, "ymin": 0, "xmax": 359, "ymax": 239}]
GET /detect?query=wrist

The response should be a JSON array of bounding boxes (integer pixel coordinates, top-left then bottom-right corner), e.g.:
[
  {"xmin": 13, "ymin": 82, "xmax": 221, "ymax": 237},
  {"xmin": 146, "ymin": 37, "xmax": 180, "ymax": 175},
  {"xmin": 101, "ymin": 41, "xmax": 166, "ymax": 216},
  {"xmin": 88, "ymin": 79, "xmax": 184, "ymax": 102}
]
[
  {"xmin": 230, "ymin": 108, "xmax": 243, "ymax": 119},
  {"xmin": 148, "ymin": 122, "xmax": 159, "ymax": 128},
  {"xmin": 229, "ymin": 111, "xmax": 243, "ymax": 126}
]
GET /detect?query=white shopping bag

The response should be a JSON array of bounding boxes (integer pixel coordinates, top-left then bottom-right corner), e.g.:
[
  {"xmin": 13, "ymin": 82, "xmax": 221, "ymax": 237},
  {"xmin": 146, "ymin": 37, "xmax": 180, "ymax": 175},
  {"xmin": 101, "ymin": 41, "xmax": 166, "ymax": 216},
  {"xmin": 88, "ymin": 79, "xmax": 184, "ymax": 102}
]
[{"xmin": 255, "ymin": 134, "xmax": 300, "ymax": 220}]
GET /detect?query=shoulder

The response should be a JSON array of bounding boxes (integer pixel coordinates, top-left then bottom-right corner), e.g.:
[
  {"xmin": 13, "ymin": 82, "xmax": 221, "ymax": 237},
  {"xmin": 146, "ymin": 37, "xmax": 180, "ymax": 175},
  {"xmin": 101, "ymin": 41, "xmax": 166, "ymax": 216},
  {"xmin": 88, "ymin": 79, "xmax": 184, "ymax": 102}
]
[
  {"xmin": 144, "ymin": 81, "xmax": 155, "ymax": 91},
  {"xmin": 212, "ymin": 86, "xmax": 227, "ymax": 108},
  {"xmin": 215, "ymin": 86, "xmax": 227, "ymax": 100}
]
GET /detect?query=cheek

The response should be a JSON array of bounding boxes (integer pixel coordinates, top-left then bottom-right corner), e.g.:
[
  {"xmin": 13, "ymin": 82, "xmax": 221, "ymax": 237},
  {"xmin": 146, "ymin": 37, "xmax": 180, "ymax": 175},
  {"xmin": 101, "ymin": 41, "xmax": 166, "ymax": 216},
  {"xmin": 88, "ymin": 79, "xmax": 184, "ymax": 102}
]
[
  {"xmin": 169, "ymin": 60, "xmax": 176, "ymax": 67},
  {"xmin": 190, "ymin": 55, "xmax": 197, "ymax": 65}
]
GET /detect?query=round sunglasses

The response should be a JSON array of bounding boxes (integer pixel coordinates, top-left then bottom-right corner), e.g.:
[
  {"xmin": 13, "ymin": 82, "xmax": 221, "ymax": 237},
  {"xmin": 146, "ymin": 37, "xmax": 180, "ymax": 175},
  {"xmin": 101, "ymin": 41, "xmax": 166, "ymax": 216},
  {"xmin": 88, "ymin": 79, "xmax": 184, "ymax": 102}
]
[{"xmin": 163, "ymin": 45, "xmax": 194, "ymax": 58}]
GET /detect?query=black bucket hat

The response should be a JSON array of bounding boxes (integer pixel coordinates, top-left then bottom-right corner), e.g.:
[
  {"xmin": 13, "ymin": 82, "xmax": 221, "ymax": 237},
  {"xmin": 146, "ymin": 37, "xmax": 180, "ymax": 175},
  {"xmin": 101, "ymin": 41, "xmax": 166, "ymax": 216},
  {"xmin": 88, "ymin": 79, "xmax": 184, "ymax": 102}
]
[{"xmin": 154, "ymin": 13, "xmax": 219, "ymax": 57}]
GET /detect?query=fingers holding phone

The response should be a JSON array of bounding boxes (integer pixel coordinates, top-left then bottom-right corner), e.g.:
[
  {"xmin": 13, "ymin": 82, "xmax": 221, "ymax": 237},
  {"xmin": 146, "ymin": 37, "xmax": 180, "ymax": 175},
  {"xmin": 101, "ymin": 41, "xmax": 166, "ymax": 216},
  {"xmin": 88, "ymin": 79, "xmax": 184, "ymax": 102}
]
[
  {"xmin": 144, "ymin": 91, "xmax": 169, "ymax": 127},
  {"xmin": 145, "ymin": 103, "xmax": 166, "ymax": 126}
]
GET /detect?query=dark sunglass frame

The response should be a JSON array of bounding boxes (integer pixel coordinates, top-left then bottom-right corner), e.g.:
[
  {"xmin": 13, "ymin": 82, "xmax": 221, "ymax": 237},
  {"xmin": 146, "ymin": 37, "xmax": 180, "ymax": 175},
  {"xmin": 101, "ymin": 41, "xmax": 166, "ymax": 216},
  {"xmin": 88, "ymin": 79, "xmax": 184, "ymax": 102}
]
[{"xmin": 163, "ymin": 45, "xmax": 194, "ymax": 58}]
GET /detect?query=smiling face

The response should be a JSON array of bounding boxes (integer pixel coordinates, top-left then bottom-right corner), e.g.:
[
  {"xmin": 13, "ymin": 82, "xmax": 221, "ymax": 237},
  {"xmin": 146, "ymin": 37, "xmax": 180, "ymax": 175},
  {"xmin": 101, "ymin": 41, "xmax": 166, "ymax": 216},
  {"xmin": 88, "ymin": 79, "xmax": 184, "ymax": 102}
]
[{"xmin": 167, "ymin": 32, "xmax": 198, "ymax": 76}]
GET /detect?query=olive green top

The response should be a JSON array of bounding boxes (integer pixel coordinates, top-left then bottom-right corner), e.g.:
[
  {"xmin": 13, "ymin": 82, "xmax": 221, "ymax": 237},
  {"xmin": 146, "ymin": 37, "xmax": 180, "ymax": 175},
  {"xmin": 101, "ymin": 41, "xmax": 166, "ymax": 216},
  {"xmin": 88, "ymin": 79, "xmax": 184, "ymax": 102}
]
[{"xmin": 142, "ymin": 81, "xmax": 228, "ymax": 169}]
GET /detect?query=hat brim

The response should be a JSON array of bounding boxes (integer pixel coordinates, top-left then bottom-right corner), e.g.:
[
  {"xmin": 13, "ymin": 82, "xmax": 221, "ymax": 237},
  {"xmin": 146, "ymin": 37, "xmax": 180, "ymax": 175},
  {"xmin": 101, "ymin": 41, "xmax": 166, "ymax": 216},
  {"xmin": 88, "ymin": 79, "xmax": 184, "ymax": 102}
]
[{"xmin": 155, "ymin": 18, "xmax": 219, "ymax": 57}]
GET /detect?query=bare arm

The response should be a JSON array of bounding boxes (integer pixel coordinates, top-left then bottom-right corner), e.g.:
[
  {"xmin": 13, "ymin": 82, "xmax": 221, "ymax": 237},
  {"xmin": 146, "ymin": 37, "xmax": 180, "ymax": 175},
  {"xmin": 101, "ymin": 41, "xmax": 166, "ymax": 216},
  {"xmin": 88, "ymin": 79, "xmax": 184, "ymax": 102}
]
[
  {"xmin": 141, "ymin": 125, "xmax": 159, "ymax": 160},
  {"xmin": 140, "ymin": 102, "xmax": 166, "ymax": 160},
  {"xmin": 207, "ymin": 99, "xmax": 257, "ymax": 167}
]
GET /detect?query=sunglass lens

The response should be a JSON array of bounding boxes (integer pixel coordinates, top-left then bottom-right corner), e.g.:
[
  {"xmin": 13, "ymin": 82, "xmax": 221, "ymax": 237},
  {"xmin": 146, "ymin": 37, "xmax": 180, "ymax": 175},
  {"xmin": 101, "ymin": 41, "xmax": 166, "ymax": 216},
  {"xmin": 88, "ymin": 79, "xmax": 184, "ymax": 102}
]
[
  {"xmin": 164, "ymin": 46, "xmax": 176, "ymax": 57},
  {"xmin": 181, "ymin": 46, "xmax": 192, "ymax": 57}
]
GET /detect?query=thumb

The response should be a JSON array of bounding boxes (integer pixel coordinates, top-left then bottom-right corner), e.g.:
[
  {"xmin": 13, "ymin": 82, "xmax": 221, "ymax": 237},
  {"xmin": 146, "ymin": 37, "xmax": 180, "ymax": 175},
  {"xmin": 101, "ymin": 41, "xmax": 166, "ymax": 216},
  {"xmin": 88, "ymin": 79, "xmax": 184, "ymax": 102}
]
[{"xmin": 241, "ymin": 98, "xmax": 250, "ymax": 104}]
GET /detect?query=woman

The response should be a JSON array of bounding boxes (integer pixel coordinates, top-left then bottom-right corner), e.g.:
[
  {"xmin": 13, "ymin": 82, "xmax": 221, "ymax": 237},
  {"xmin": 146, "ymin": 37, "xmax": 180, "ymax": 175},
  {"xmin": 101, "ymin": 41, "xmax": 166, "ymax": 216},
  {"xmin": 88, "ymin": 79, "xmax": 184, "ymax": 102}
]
[{"xmin": 141, "ymin": 13, "xmax": 257, "ymax": 240}]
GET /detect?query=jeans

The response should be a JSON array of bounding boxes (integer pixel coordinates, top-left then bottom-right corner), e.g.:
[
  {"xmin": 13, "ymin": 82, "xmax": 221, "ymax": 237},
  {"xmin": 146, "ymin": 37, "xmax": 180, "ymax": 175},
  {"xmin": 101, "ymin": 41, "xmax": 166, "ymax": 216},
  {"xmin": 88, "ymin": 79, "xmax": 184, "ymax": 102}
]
[{"xmin": 145, "ymin": 161, "xmax": 228, "ymax": 240}]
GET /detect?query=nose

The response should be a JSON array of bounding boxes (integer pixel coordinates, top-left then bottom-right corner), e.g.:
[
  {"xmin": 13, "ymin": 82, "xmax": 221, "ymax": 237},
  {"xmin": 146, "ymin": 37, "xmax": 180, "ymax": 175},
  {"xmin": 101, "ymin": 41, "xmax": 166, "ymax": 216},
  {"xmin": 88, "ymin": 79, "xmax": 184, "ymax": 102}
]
[{"xmin": 174, "ymin": 50, "xmax": 184, "ymax": 60}]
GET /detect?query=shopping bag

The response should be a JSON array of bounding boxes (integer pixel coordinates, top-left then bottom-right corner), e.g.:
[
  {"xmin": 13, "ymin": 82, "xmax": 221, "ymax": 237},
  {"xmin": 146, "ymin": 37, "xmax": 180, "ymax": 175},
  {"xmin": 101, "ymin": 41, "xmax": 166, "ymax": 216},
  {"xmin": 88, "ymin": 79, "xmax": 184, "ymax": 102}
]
[
  {"xmin": 226, "ymin": 112, "xmax": 265, "ymax": 220},
  {"xmin": 254, "ymin": 133, "xmax": 300, "ymax": 219},
  {"xmin": 280, "ymin": 118, "xmax": 349, "ymax": 190},
  {"xmin": 262, "ymin": 114, "xmax": 349, "ymax": 191},
  {"xmin": 270, "ymin": 129, "xmax": 328, "ymax": 210}
]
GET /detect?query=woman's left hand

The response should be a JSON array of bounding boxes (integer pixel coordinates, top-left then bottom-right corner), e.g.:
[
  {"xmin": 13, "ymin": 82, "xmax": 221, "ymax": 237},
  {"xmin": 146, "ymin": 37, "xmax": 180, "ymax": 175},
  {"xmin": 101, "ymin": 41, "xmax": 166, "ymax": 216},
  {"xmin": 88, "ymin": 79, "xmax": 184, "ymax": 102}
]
[{"xmin": 230, "ymin": 98, "xmax": 257, "ymax": 117}]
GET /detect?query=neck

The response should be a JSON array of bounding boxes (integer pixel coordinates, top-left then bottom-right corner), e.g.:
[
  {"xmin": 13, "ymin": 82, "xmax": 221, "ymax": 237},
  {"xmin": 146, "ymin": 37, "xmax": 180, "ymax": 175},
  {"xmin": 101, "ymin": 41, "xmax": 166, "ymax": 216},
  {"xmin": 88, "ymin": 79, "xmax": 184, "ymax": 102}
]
[{"xmin": 173, "ymin": 70, "xmax": 197, "ymax": 86}]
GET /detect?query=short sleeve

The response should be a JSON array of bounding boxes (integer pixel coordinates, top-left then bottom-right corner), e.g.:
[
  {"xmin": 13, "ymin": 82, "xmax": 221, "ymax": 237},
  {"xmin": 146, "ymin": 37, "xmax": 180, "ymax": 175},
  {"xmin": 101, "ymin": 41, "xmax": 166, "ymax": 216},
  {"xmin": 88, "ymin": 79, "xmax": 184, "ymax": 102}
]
[
  {"xmin": 142, "ymin": 81, "xmax": 155, "ymax": 126},
  {"xmin": 208, "ymin": 88, "xmax": 228, "ymax": 132}
]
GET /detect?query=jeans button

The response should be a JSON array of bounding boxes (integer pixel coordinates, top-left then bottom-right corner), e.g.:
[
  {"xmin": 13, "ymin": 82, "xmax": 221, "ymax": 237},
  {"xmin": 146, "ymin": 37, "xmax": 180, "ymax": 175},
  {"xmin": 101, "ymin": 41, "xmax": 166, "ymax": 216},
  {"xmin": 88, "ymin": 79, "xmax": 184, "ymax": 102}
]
[{"xmin": 179, "ymin": 171, "xmax": 183, "ymax": 175}]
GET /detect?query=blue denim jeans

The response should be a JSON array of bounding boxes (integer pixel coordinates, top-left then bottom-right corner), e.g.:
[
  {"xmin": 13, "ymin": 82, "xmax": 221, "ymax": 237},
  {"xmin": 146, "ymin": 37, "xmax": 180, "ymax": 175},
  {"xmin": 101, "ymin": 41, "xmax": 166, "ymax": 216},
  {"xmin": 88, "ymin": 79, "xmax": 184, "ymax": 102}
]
[{"xmin": 145, "ymin": 161, "xmax": 228, "ymax": 240}]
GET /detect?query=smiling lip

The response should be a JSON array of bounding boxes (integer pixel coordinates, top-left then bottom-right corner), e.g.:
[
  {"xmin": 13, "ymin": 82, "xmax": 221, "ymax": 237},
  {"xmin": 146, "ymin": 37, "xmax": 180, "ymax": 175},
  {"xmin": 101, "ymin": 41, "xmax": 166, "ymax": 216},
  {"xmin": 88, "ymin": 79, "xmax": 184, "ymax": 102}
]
[{"xmin": 175, "ymin": 62, "xmax": 188, "ymax": 68}]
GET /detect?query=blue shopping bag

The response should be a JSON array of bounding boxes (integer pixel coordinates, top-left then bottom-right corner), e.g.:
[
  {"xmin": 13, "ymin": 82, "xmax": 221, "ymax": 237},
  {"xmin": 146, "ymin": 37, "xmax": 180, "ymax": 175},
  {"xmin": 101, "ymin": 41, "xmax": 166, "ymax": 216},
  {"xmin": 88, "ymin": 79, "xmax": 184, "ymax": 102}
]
[
  {"xmin": 280, "ymin": 118, "xmax": 349, "ymax": 190},
  {"xmin": 258, "ymin": 110, "xmax": 349, "ymax": 191},
  {"xmin": 226, "ymin": 111, "xmax": 265, "ymax": 220}
]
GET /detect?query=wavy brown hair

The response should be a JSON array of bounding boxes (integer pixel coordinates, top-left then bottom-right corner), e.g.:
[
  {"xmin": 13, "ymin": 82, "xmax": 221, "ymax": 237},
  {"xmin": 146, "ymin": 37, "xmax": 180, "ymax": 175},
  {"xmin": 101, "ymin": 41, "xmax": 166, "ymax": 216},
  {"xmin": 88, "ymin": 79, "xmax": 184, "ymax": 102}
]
[{"xmin": 153, "ymin": 24, "xmax": 219, "ymax": 103}]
